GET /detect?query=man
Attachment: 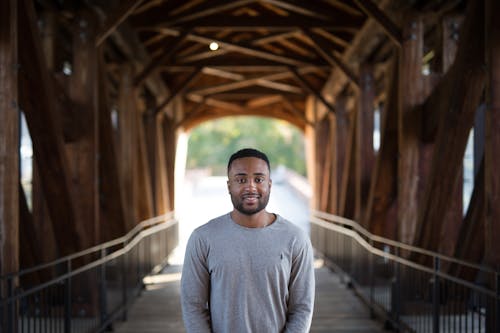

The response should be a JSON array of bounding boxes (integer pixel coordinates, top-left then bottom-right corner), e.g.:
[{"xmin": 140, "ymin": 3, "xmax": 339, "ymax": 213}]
[{"xmin": 181, "ymin": 148, "xmax": 315, "ymax": 333}]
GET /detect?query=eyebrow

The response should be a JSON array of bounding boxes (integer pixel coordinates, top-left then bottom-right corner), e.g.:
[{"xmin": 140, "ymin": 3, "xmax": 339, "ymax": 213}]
[{"xmin": 233, "ymin": 172, "xmax": 267, "ymax": 176}]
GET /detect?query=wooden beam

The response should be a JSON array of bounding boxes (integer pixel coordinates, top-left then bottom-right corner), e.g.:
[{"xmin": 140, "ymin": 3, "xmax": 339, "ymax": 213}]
[
  {"xmin": 117, "ymin": 65, "xmax": 137, "ymax": 230},
  {"xmin": 365, "ymin": 59, "xmax": 398, "ymax": 238},
  {"xmin": 311, "ymin": 28, "xmax": 350, "ymax": 49},
  {"xmin": 164, "ymin": 0, "xmax": 255, "ymax": 26},
  {"xmin": 155, "ymin": 68, "xmax": 202, "ymax": 116},
  {"xmin": 397, "ymin": 15, "xmax": 423, "ymax": 245},
  {"xmin": 134, "ymin": 29, "xmax": 191, "ymax": 87},
  {"xmin": 351, "ymin": 0, "xmax": 403, "ymax": 46},
  {"xmin": 202, "ymin": 67, "xmax": 245, "ymax": 80},
  {"xmin": 18, "ymin": 0, "xmax": 81, "ymax": 256},
  {"xmin": 0, "ymin": 0, "xmax": 19, "ymax": 277},
  {"xmin": 356, "ymin": 64, "xmax": 375, "ymax": 225},
  {"xmin": 185, "ymin": 32, "xmax": 316, "ymax": 67},
  {"xmin": 98, "ymin": 54, "xmax": 127, "ymax": 241},
  {"xmin": 95, "ymin": 0, "xmax": 145, "ymax": 46},
  {"xmin": 289, "ymin": 67, "xmax": 336, "ymax": 114},
  {"xmin": 189, "ymin": 67, "xmax": 317, "ymax": 96},
  {"xmin": 260, "ymin": 0, "xmax": 332, "ymax": 20},
  {"xmin": 450, "ymin": 157, "xmax": 484, "ymax": 279},
  {"xmin": 303, "ymin": 29, "xmax": 360, "ymax": 87},
  {"xmin": 415, "ymin": 0, "xmax": 486, "ymax": 252},
  {"xmin": 91, "ymin": 4, "xmax": 169, "ymax": 103},
  {"xmin": 134, "ymin": 103, "xmax": 154, "ymax": 221},
  {"xmin": 67, "ymin": 9, "xmax": 100, "ymax": 249},
  {"xmin": 485, "ymin": 0, "xmax": 500, "ymax": 270},
  {"xmin": 320, "ymin": 0, "xmax": 391, "ymax": 107},
  {"xmin": 253, "ymin": 30, "xmax": 302, "ymax": 45}
]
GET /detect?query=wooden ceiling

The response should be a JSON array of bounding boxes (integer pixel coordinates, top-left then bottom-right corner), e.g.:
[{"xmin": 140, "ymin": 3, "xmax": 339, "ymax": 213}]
[{"xmin": 39, "ymin": 0, "xmax": 465, "ymax": 130}]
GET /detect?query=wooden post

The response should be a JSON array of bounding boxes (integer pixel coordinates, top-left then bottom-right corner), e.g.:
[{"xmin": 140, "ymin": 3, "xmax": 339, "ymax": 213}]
[
  {"xmin": 335, "ymin": 95, "xmax": 348, "ymax": 214},
  {"xmin": 340, "ymin": 105, "xmax": 357, "ymax": 220},
  {"xmin": 397, "ymin": 15, "xmax": 423, "ymax": 244},
  {"xmin": 118, "ymin": 65, "xmax": 137, "ymax": 229},
  {"xmin": 163, "ymin": 115, "xmax": 178, "ymax": 212},
  {"xmin": 155, "ymin": 114, "xmax": 170, "ymax": 215},
  {"xmin": 144, "ymin": 110, "xmax": 158, "ymax": 215},
  {"xmin": 304, "ymin": 97, "xmax": 318, "ymax": 210},
  {"xmin": 485, "ymin": 0, "xmax": 500, "ymax": 270},
  {"xmin": 18, "ymin": 0, "xmax": 81, "ymax": 256},
  {"xmin": 134, "ymin": 104, "xmax": 154, "ymax": 221},
  {"xmin": 32, "ymin": 9, "xmax": 58, "ymax": 264},
  {"xmin": 357, "ymin": 64, "xmax": 375, "ymax": 226},
  {"xmin": 0, "ymin": 0, "xmax": 19, "ymax": 278},
  {"xmin": 67, "ymin": 10, "xmax": 100, "ymax": 248},
  {"xmin": 316, "ymin": 115, "xmax": 331, "ymax": 212},
  {"xmin": 327, "ymin": 113, "xmax": 338, "ymax": 214},
  {"xmin": 415, "ymin": 0, "xmax": 486, "ymax": 252},
  {"xmin": 436, "ymin": 14, "xmax": 463, "ymax": 257},
  {"xmin": 365, "ymin": 58, "xmax": 398, "ymax": 238},
  {"xmin": 98, "ymin": 53, "xmax": 126, "ymax": 241}
]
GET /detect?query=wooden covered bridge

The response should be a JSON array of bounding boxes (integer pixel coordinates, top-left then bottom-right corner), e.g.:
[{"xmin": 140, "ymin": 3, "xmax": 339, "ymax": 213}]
[{"xmin": 1, "ymin": 0, "xmax": 499, "ymax": 332}]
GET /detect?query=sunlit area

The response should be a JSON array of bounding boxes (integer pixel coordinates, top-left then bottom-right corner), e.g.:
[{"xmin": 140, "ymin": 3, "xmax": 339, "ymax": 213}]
[
  {"xmin": 20, "ymin": 113, "xmax": 33, "ymax": 211},
  {"xmin": 171, "ymin": 116, "xmax": 311, "ymax": 265}
]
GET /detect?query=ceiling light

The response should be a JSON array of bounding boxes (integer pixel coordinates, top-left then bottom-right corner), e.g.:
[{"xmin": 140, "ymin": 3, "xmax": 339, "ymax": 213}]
[{"xmin": 209, "ymin": 42, "xmax": 219, "ymax": 51}]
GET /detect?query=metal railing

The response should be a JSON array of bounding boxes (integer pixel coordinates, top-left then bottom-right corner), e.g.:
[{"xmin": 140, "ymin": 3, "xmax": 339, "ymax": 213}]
[
  {"xmin": 311, "ymin": 210, "xmax": 500, "ymax": 333},
  {"xmin": 0, "ymin": 212, "xmax": 179, "ymax": 333}
]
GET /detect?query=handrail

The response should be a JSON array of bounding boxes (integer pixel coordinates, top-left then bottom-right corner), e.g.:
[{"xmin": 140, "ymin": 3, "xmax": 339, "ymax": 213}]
[
  {"xmin": 0, "ymin": 212, "xmax": 179, "ymax": 333},
  {"xmin": 311, "ymin": 214, "xmax": 497, "ymax": 298},
  {"xmin": 0, "ymin": 212, "xmax": 174, "ymax": 281},
  {"xmin": 311, "ymin": 210, "xmax": 500, "ymax": 333},
  {"xmin": 312, "ymin": 210, "xmax": 496, "ymax": 274},
  {"xmin": 6, "ymin": 217, "xmax": 178, "ymax": 301}
]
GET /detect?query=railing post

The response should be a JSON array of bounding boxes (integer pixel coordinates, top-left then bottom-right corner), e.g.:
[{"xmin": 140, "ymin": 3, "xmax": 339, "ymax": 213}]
[
  {"xmin": 494, "ymin": 272, "xmax": 500, "ymax": 333},
  {"xmin": 369, "ymin": 239, "xmax": 375, "ymax": 319},
  {"xmin": 121, "ymin": 241, "xmax": 128, "ymax": 321},
  {"xmin": 99, "ymin": 248, "xmax": 108, "ymax": 330},
  {"xmin": 64, "ymin": 260, "xmax": 72, "ymax": 333},
  {"xmin": 391, "ymin": 247, "xmax": 400, "ymax": 329},
  {"xmin": 6, "ymin": 277, "xmax": 14, "ymax": 333},
  {"xmin": 432, "ymin": 257, "xmax": 440, "ymax": 333}
]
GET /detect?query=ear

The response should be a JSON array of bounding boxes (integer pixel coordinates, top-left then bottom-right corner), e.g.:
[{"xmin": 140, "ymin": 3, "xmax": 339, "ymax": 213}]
[{"xmin": 227, "ymin": 180, "xmax": 231, "ymax": 193}]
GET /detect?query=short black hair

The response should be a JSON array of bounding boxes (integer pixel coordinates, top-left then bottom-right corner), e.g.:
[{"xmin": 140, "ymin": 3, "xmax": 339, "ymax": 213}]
[{"xmin": 227, "ymin": 148, "xmax": 271, "ymax": 173}]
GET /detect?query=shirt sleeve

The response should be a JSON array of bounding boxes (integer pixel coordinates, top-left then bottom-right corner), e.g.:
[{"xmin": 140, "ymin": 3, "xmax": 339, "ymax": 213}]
[
  {"xmin": 284, "ymin": 235, "xmax": 315, "ymax": 333},
  {"xmin": 180, "ymin": 230, "xmax": 212, "ymax": 333}
]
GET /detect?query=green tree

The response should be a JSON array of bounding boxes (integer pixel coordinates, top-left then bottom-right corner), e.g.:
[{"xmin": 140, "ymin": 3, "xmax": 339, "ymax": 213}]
[{"xmin": 187, "ymin": 116, "xmax": 306, "ymax": 175}]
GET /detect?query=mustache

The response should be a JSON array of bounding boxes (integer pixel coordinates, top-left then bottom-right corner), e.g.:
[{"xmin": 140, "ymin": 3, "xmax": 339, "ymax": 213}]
[{"xmin": 242, "ymin": 192, "xmax": 260, "ymax": 198}]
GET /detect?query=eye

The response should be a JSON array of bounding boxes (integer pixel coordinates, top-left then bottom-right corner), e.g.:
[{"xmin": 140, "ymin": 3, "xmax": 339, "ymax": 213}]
[
  {"xmin": 236, "ymin": 178, "xmax": 247, "ymax": 184},
  {"xmin": 255, "ymin": 177, "xmax": 265, "ymax": 183}
]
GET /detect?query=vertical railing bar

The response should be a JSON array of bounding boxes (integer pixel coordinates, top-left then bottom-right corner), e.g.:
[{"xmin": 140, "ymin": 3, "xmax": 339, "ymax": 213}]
[
  {"xmin": 121, "ymin": 242, "xmax": 128, "ymax": 321},
  {"xmin": 99, "ymin": 248, "xmax": 108, "ymax": 332},
  {"xmin": 393, "ymin": 246, "xmax": 400, "ymax": 329},
  {"xmin": 369, "ymin": 239, "xmax": 375, "ymax": 318},
  {"xmin": 433, "ymin": 257, "xmax": 440, "ymax": 333},
  {"xmin": 7, "ymin": 277, "xmax": 14, "ymax": 333},
  {"xmin": 496, "ymin": 272, "xmax": 500, "ymax": 333},
  {"xmin": 63, "ymin": 260, "xmax": 71, "ymax": 333}
]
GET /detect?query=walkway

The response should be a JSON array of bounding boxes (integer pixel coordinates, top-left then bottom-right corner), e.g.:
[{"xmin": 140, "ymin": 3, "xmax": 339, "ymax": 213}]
[
  {"xmin": 112, "ymin": 173, "xmax": 387, "ymax": 332},
  {"xmin": 113, "ymin": 261, "xmax": 387, "ymax": 333}
]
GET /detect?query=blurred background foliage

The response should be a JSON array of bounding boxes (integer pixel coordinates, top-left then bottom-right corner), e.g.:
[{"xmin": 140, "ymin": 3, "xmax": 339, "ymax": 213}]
[{"xmin": 186, "ymin": 116, "xmax": 306, "ymax": 176}]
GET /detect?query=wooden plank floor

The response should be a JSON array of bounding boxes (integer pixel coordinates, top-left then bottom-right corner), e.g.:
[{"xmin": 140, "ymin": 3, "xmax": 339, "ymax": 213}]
[{"xmin": 113, "ymin": 261, "xmax": 387, "ymax": 333}]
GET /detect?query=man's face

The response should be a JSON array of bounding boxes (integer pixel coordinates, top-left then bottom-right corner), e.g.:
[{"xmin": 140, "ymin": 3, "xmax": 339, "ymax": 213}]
[{"xmin": 227, "ymin": 157, "xmax": 272, "ymax": 216}]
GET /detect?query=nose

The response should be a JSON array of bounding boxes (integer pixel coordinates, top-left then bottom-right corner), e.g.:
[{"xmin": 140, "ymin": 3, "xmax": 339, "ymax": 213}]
[{"xmin": 246, "ymin": 179, "xmax": 258, "ymax": 189}]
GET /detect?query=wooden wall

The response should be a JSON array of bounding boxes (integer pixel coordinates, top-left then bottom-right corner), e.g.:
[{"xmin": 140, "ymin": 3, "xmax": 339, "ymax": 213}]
[{"xmin": 306, "ymin": 0, "xmax": 500, "ymax": 270}]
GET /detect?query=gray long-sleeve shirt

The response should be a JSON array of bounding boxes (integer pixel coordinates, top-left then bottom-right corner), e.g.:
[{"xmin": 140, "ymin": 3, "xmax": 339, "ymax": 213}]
[{"xmin": 181, "ymin": 213, "xmax": 315, "ymax": 333}]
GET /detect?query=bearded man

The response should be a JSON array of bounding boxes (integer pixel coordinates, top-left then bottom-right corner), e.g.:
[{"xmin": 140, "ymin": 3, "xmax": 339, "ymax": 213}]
[{"xmin": 181, "ymin": 148, "xmax": 315, "ymax": 333}]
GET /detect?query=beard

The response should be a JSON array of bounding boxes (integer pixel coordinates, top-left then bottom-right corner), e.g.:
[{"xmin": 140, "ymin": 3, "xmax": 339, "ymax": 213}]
[{"xmin": 230, "ymin": 191, "xmax": 270, "ymax": 215}]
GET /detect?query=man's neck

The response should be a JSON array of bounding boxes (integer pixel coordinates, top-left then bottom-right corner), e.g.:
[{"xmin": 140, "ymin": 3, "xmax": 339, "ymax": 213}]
[{"xmin": 230, "ymin": 210, "xmax": 276, "ymax": 228}]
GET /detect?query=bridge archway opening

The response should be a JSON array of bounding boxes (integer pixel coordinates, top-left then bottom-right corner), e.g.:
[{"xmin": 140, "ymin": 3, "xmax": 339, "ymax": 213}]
[{"xmin": 172, "ymin": 115, "xmax": 312, "ymax": 263}]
